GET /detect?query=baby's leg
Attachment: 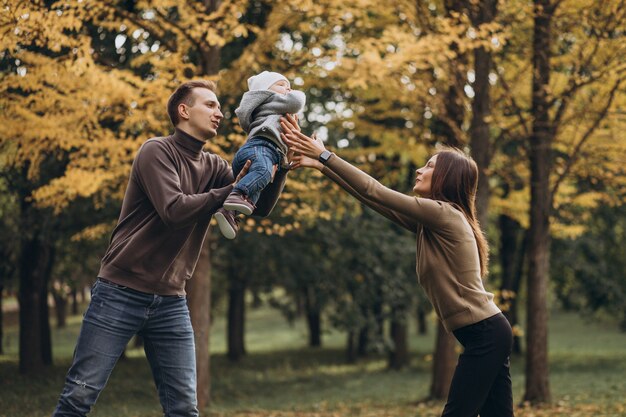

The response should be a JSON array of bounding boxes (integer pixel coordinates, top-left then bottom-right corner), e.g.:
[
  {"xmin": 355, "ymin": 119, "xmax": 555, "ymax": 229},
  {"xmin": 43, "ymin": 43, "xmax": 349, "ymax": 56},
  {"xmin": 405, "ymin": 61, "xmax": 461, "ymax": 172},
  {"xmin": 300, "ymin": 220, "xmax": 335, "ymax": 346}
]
[{"xmin": 227, "ymin": 141, "xmax": 280, "ymax": 214}]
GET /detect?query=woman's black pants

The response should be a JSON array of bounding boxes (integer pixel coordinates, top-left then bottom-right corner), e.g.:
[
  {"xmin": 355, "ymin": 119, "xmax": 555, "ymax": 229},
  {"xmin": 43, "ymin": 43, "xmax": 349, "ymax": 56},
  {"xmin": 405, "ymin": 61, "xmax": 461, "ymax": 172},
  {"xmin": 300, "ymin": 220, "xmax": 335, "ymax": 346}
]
[{"xmin": 441, "ymin": 312, "xmax": 514, "ymax": 417}]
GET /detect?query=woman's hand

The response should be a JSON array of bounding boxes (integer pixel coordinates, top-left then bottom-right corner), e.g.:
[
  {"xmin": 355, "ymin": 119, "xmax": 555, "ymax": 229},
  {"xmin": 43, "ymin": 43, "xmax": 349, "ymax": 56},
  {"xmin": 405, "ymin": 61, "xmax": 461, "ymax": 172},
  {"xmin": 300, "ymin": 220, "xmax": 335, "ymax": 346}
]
[
  {"xmin": 290, "ymin": 131, "xmax": 323, "ymax": 170},
  {"xmin": 280, "ymin": 115, "xmax": 327, "ymax": 162}
]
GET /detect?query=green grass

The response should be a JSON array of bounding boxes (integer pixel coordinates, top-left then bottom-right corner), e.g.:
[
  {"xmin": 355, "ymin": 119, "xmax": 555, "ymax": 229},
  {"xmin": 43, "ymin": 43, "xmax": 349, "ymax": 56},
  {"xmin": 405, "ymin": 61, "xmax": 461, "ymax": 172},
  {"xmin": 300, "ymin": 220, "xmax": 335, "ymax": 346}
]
[{"xmin": 1, "ymin": 303, "xmax": 626, "ymax": 417}]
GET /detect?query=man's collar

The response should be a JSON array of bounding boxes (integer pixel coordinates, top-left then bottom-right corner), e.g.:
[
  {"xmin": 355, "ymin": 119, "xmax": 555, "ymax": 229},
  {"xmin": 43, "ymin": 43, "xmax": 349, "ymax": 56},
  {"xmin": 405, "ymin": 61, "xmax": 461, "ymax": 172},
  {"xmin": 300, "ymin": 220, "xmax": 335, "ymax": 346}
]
[{"xmin": 173, "ymin": 128, "xmax": 206, "ymax": 156}]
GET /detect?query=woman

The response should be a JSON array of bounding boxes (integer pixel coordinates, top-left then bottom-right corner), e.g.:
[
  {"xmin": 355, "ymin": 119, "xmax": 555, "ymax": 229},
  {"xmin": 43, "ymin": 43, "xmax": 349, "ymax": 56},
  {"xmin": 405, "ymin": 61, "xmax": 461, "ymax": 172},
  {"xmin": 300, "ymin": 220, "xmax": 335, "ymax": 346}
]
[{"xmin": 281, "ymin": 115, "xmax": 514, "ymax": 417}]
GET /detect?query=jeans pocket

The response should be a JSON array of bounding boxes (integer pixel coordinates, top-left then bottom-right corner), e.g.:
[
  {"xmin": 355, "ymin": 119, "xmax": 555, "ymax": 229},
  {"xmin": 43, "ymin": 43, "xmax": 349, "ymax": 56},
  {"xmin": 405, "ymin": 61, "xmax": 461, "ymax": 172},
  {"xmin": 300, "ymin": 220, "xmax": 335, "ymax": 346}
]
[{"xmin": 97, "ymin": 278, "xmax": 128, "ymax": 290}]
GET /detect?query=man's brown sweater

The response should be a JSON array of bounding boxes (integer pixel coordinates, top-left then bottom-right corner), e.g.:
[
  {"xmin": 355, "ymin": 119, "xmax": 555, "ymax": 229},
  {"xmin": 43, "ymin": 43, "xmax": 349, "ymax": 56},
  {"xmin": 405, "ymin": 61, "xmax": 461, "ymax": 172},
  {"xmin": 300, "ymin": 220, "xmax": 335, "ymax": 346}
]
[
  {"xmin": 99, "ymin": 128, "xmax": 286, "ymax": 295},
  {"xmin": 322, "ymin": 154, "xmax": 500, "ymax": 332}
]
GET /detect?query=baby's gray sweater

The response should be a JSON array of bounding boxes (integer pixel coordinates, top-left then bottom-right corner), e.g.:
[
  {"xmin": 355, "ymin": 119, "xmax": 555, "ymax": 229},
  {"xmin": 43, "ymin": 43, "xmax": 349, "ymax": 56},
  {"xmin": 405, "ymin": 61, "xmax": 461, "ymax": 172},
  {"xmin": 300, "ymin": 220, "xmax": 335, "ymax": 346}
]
[{"xmin": 235, "ymin": 90, "xmax": 306, "ymax": 158}]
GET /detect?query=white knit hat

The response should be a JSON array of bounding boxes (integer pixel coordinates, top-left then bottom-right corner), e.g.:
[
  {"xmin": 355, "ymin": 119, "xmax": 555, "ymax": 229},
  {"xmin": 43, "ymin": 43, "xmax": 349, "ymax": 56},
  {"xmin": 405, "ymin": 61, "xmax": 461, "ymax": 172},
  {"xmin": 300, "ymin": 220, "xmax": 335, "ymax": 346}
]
[{"xmin": 247, "ymin": 71, "xmax": 289, "ymax": 91}]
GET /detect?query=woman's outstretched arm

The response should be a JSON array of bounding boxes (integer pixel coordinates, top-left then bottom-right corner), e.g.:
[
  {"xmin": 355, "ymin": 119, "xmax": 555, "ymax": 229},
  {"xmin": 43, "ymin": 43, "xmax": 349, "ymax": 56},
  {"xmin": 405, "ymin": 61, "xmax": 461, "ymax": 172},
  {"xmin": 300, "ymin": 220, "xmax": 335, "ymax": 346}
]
[{"xmin": 280, "ymin": 115, "xmax": 446, "ymax": 231}]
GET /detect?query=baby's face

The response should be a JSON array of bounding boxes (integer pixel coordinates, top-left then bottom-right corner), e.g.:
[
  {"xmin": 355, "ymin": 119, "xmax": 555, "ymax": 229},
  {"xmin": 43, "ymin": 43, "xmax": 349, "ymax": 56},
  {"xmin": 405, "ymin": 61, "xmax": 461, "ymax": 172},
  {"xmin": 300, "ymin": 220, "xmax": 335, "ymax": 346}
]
[{"xmin": 269, "ymin": 80, "xmax": 291, "ymax": 95}]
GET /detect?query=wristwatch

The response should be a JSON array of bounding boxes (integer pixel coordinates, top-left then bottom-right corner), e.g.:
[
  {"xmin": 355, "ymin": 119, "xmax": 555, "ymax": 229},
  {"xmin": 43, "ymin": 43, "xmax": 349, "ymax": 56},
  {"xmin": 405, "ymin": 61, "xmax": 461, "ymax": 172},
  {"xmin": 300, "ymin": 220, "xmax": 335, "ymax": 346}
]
[{"xmin": 318, "ymin": 150, "xmax": 333, "ymax": 165}]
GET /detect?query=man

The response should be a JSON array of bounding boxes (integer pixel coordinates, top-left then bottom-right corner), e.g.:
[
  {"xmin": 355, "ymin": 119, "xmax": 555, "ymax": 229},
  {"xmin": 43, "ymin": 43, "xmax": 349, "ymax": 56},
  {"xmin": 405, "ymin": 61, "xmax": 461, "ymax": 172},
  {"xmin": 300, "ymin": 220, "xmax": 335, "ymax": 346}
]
[{"xmin": 53, "ymin": 80, "xmax": 287, "ymax": 416}]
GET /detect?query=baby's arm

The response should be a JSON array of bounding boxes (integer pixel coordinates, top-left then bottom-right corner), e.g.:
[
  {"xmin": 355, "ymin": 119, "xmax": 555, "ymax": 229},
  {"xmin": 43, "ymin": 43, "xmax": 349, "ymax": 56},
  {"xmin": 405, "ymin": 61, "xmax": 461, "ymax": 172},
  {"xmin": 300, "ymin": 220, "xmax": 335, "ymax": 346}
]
[{"xmin": 263, "ymin": 90, "xmax": 306, "ymax": 115}]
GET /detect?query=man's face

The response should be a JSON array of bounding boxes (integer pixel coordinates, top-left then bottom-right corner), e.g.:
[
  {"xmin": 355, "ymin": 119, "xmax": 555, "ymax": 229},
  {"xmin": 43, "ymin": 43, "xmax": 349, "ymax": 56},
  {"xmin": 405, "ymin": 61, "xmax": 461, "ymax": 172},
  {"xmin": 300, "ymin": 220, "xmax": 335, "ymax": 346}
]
[{"xmin": 182, "ymin": 88, "xmax": 223, "ymax": 140}]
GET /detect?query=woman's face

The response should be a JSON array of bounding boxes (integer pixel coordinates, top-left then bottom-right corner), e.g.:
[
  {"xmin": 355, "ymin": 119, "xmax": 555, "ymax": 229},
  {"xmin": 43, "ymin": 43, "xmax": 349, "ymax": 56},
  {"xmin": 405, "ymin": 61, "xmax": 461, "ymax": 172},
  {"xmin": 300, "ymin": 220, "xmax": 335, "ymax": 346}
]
[{"xmin": 413, "ymin": 155, "xmax": 437, "ymax": 197}]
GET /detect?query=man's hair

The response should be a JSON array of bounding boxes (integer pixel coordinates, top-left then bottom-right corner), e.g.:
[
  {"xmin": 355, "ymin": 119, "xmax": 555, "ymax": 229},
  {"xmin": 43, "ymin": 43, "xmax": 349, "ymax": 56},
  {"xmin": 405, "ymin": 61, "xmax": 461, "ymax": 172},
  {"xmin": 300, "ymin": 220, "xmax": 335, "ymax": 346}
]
[
  {"xmin": 167, "ymin": 80, "xmax": 217, "ymax": 126},
  {"xmin": 430, "ymin": 148, "xmax": 490, "ymax": 277}
]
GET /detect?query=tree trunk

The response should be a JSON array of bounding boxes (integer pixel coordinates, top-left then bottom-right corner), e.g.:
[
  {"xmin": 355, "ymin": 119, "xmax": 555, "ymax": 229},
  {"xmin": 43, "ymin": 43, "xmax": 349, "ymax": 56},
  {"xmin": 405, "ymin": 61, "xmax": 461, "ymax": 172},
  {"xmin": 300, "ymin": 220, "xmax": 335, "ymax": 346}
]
[
  {"xmin": 430, "ymin": 0, "xmax": 468, "ymax": 399},
  {"xmin": 357, "ymin": 326, "xmax": 369, "ymax": 357},
  {"xmin": 41, "ymin": 280, "xmax": 53, "ymax": 365},
  {"xmin": 0, "ymin": 284, "xmax": 4, "ymax": 355},
  {"xmin": 18, "ymin": 233, "xmax": 54, "ymax": 373},
  {"xmin": 469, "ymin": 0, "xmax": 497, "ymax": 228},
  {"xmin": 71, "ymin": 286, "xmax": 79, "ymax": 315},
  {"xmin": 200, "ymin": 1, "xmax": 222, "ymax": 75},
  {"xmin": 346, "ymin": 331, "xmax": 356, "ymax": 363},
  {"xmin": 388, "ymin": 315, "xmax": 409, "ymax": 370},
  {"xmin": 187, "ymin": 242, "xmax": 212, "ymax": 410},
  {"xmin": 189, "ymin": 0, "xmax": 221, "ymax": 405},
  {"xmin": 304, "ymin": 286, "xmax": 322, "ymax": 347},
  {"xmin": 441, "ymin": 0, "xmax": 469, "ymax": 149},
  {"xmin": 53, "ymin": 288, "xmax": 68, "ymax": 328},
  {"xmin": 416, "ymin": 304, "xmax": 428, "ymax": 335},
  {"xmin": 524, "ymin": 0, "xmax": 555, "ymax": 404},
  {"xmin": 499, "ymin": 214, "xmax": 526, "ymax": 354},
  {"xmin": 227, "ymin": 278, "xmax": 246, "ymax": 361},
  {"xmin": 430, "ymin": 321, "xmax": 457, "ymax": 399}
]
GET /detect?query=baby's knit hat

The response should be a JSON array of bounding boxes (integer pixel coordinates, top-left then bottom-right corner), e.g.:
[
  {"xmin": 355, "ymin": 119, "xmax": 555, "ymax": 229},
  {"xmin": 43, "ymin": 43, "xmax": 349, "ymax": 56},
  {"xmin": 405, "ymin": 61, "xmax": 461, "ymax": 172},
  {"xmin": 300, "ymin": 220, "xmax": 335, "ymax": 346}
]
[{"xmin": 247, "ymin": 71, "xmax": 289, "ymax": 91}]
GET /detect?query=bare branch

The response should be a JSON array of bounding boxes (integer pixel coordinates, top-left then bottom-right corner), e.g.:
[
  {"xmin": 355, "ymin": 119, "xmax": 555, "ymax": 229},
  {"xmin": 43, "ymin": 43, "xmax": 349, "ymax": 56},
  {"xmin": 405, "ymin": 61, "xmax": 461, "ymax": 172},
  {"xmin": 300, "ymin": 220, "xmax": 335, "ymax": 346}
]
[
  {"xmin": 494, "ymin": 62, "xmax": 531, "ymax": 138},
  {"xmin": 153, "ymin": 7, "xmax": 204, "ymax": 51},
  {"xmin": 550, "ymin": 78, "xmax": 623, "ymax": 200},
  {"xmin": 107, "ymin": 5, "xmax": 179, "ymax": 53}
]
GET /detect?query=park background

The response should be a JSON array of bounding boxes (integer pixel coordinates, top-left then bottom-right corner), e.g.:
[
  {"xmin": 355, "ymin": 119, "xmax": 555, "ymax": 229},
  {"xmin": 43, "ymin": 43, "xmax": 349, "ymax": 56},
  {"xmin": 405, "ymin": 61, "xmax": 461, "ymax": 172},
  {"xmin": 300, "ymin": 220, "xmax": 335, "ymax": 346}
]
[{"xmin": 0, "ymin": 0, "xmax": 625, "ymax": 416}]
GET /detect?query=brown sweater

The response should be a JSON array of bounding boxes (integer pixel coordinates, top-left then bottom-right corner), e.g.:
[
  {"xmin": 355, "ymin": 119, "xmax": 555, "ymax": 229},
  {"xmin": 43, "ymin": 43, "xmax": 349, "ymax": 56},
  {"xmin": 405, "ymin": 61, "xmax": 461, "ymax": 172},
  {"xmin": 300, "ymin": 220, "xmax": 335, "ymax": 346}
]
[
  {"xmin": 322, "ymin": 154, "xmax": 500, "ymax": 332},
  {"xmin": 98, "ymin": 128, "xmax": 286, "ymax": 295}
]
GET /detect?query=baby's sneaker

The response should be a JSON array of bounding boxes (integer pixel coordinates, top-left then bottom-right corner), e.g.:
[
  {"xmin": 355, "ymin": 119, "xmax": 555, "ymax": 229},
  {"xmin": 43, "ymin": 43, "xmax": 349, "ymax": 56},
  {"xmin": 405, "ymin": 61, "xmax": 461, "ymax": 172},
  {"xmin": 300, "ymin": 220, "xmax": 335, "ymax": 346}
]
[
  {"xmin": 215, "ymin": 208, "xmax": 239, "ymax": 239},
  {"xmin": 223, "ymin": 191, "xmax": 255, "ymax": 215}
]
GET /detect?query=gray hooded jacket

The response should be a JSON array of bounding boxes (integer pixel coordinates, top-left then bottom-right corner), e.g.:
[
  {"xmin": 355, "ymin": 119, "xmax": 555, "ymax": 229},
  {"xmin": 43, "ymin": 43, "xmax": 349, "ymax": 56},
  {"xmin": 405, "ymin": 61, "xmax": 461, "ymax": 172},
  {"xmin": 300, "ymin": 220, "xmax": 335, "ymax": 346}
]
[{"xmin": 235, "ymin": 90, "xmax": 306, "ymax": 159}]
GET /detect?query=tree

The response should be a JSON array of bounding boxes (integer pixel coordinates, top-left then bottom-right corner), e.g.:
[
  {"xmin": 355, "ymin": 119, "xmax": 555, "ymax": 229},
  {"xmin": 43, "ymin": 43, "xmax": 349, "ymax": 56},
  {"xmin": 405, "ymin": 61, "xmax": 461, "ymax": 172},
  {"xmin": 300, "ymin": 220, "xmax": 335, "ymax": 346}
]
[
  {"xmin": 186, "ymin": 242, "xmax": 212, "ymax": 409},
  {"xmin": 523, "ymin": 0, "xmax": 625, "ymax": 403},
  {"xmin": 525, "ymin": 0, "xmax": 558, "ymax": 402}
]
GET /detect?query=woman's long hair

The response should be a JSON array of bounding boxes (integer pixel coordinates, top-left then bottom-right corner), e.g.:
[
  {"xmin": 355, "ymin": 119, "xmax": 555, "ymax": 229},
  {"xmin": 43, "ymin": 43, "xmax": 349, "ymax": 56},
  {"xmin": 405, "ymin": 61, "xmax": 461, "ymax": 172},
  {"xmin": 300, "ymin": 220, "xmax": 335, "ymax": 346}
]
[{"xmin": 429, "ymin": 148, "xmax": 489, "ymax": 277}]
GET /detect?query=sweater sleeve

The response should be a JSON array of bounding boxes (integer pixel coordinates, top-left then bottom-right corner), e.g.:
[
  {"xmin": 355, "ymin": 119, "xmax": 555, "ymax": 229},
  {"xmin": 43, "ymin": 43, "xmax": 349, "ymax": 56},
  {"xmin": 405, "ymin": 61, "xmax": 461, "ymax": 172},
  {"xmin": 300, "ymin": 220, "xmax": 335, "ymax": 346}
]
[
  {"xmin": 260, "ymin": 90, "xmax": 306, "ymax": 115},
  {"xmin": 322, "ymin": 167, "xmax": 418, "ymax": 232},
  {"xmin": 134, "ymin": 141, "xmax": 233, "ymax": 229},
  {"xmin": 321, "ymin": 154, "xmax": 448, "ymax": 231},
  {"xmin": 210, "ymin": 153, "xmax": 236, "ymax": 189}
]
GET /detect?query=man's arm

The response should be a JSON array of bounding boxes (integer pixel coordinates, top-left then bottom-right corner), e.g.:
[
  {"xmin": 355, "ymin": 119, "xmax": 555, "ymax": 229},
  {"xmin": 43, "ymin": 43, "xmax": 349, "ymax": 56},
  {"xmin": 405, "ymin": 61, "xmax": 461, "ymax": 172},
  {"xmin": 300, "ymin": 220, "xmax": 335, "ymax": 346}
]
[{"xmin": 135, "ymin": 140, "xmax": 233, "ymax": 229}]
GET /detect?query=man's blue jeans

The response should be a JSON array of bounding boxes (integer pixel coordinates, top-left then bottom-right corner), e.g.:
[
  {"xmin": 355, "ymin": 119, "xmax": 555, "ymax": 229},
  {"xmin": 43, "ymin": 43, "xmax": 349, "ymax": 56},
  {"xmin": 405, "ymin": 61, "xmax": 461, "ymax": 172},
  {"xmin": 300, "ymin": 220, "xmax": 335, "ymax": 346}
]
[{"xmin": 53, "ymin": 279, "xmax": 198, "ymax": 417}]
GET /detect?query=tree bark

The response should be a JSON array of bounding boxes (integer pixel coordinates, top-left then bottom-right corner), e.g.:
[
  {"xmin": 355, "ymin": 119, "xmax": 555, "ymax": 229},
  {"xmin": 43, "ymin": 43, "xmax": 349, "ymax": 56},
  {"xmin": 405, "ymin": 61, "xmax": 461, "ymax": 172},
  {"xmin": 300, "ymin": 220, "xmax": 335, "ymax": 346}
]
[
  {"xmin": 227, "ymin": 277, "xmax": 246, "ymax": 361},
  {"xmin": 18, "ymin": 232, "xmax": 54, "ymax": 373},
  {"xmin": 0, "ymin": 284, "xmax": 4, "ymax": 355},
  {"xmin": 388, "ymin": 314, "xmax": 409, "ymax": 370},
  {"xmin": 441, "ymin": 0, "xmax": 469, "ymax": 149},
  {"xmin": 71, "ymin": 286, "xmax": 79, "ymax": 315},
  {"xmin": 304, "ymin": 287, "xmax": 322, "ymax": 347},
  {"xmin": 200, "ymin": 0, "xmax": 222, "ymax": 76},
  {"xmin": 430, "ymin": 0, "xmax": 468, "ymax": 397},
  {"xmin": 187, "ymin": 242, "xmax": 212, "ymax": 409},
  {"xmin": 188, "ymin": 0, "xmax": 221, "ymax": 406},
  {"xmin": 499, "ymin": 214, "xmax": 526, "ymax": 355},
  {"xmin": 430, "ymin": 321, "xmax": 457, "ymax": 399},
  {"xmin": 469, "ymin": 0, "xmax": 497, "ymax": 228},
  {"xmin": 53, "ymin": 287, "xmax": 68, "ymax": 328},
  {"xmin": 524, "ymin": 0, "xmax": 555, "ymax": 404},
  {"xmin": 346, "ymin": 331, "xmax": 357, "ymax": 363},
  {"xmin": 357, "ymin": 326, "xmax": 369, "ymax": 357},
  {"xmin": 416, "ymin": 304, "xmax": 428, "ymax": 335},
  {"xmin": 41, "ymin": 276, "xmax": 53, "ymax": 365}
]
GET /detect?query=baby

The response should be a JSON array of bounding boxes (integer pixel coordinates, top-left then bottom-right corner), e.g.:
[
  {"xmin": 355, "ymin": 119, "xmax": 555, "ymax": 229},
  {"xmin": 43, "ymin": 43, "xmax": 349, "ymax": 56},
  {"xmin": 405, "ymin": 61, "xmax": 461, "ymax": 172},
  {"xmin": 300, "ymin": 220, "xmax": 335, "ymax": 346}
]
[{"xmin": 215, "ymin": 71, "xmax": 306, "ymax": 239}]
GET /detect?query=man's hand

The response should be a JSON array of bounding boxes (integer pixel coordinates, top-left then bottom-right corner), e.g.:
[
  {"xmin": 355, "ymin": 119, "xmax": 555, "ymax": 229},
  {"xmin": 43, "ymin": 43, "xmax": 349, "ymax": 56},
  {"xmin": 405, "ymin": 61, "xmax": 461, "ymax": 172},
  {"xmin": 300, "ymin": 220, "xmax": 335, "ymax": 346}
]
[{"xmin": 234, "ymin": 160, "xmax": 252, "ymax": 185}]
